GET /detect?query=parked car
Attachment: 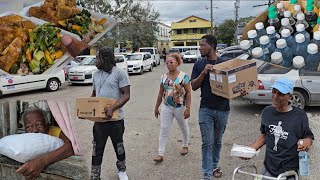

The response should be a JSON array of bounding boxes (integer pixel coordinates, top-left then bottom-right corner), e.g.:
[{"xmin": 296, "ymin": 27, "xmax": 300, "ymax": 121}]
[
  {"xmin": 218, "ymin": 46, "xmax": 244, "ymax": 61},
  {"xmin": 126, "ymin": 52, "xmax": 153, "ymax": 75},
  {"xmin": 241, "ymin": 59, "xmax": 320, "ymax": 109},
  {"xmin": 0, "ymin": 70, "xmax": 65, "ymax": 97},
  {"xmin": 68, "ymin": 56, "xmax": 97, "ymax": 84},
  {"xmin": 183, "ymin": 50, "xmax": 201, "ymax": 63},
  {"xmin": 115, "ymin": 54, "xmax": 128, "ymax": 72},
  {"xmin": 139, "ymin": 47, "xmax": 160, "ymax": 66}
]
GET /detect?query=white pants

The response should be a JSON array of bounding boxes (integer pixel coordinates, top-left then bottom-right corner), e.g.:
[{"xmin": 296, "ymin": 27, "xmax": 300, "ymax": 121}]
[{"xmin": 158, "ymin": 103, "xmax": 190, "ymax": 156}]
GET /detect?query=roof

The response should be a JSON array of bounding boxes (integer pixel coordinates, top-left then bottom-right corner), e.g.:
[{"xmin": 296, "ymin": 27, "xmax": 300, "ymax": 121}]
[{"xmin": 176, "ymin": 15, "xmax": 209, "ymax": 23}]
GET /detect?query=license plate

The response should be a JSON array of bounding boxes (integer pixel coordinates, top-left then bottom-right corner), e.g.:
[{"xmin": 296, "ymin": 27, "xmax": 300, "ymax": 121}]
[{"xmin": 73, "ymin": 77, "xmax": 78, "ymax": 80}]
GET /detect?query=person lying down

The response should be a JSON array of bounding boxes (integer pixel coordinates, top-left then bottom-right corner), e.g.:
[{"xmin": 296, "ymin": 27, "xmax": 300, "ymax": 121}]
[{"xmin": 16, "ymin": 108, "xmax": 74, "ymax": 180}]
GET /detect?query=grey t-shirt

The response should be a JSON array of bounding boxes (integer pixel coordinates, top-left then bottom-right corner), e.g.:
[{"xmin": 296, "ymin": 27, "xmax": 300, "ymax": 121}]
[
  {"xmin": 92, "ymin": 66, "xmax": 130, "ymax": 120},
  {"xmin": 260, "ymin": 106, "xmax": 314, "ymax": 176}
]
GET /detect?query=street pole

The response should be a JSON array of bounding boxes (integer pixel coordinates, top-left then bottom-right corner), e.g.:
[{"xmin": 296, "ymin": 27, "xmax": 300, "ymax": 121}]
[
  {"xmin": 210, "ymin": 0, "xmax": 213, "ymax": 34},
  {"xmin": 234, "ymin": 0, "xmax": 240, "ymax": 45}
]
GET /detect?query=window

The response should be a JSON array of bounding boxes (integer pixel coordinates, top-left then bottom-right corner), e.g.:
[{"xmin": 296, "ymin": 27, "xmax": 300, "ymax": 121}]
[
  {"xmin": 200, "ymin": 28, "xmax": 208, "ymax": 34},
  {"xmin": 177, "ymin": 30, "xmax": 181, "ymax": 34},
  {"xmin": 160, "ymin": 27, "xmax": 163, "ymax": 36},
  {"xmin": 193, "ymin": 28, "xmax": 197, "ymax": 34},
  {"xmin": 189, "ymin": 19, "xmax": 196, "ymax": 22},
  {"xmin": 184, "ymin": 29, "xmax": 188, "ymax": 34}
]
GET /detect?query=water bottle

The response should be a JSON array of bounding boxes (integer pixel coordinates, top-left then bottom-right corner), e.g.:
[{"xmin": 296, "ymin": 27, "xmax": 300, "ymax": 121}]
[
  {"xmin": 277, "ymin": 2, "xmax": 285, "ymax": 19},
  {"xmin": 289, "ymin": 0, "xmax": 298, "ymax": 14},
  {"xmin": 271, "ymin": 52, "xmax": 286, "ymax": 66},
  {"xmin": 299, "ymin": 140, "xmax": 310, "ymax": 176},
  {"xmin": 255, "ymin": 22, "xmax": 267, "ymax": 39},
  {"xmin": 284, "ymin": 10, "xmax": 297, "ymax": 34},
  {"xmin": 281, "ymin": 29, "xmax": 296, "ymax": 49},
  {"xmin": 240, "ymin": 40, "xmax": 252, "ymax": 59},
  {"xmin": 248, "ymin": 30, "xmax": 260, "ymax": 48},
  {"xmin": 293, "ymin": 56, "xmax": 305, "ymax": 69},
  {"xmin": 267, "ymin": 26, "xmax": 280, "ymax": 45},
  {"xmin": 312, "ymin": 31, "xmax": 320, "ymax": 50},
  {"xmin": 294, "ymin": 34, "xmax": 309, "ymax": 59},
  {"xmin": 295, "ymin": 24, "xmax": 311, "ymax": 43},
  {"xmin": 293, "ymin": 4, "xmax": 302, "ymax": 20},
  {"xmin": 296, "ymin": 13, "xmax": 312, "ymax": 34},
  {"xmin": 268, "ymin": 12, "xmax": 281, "ymax": 32},
  {"xmin": 275, "ymin": 39, "xmax": 294, "ymax": 68},
  {"xmin": 252, "ymin": 47, "xmax": 270, "ymax": 62},
  {"xmin": 305, "ymin": 4, "xmax": 318, "ymax": 29},
  {"xmin": 260, "ymin": 35, "xmax": 276, "ymax": 59},
  {"xmin": 305, "ymin": 43, "xmax": 320, "ymax": 71},
  {"xmin": 280, "ymin": 18, "xmax": 295, "ymax": 35}
]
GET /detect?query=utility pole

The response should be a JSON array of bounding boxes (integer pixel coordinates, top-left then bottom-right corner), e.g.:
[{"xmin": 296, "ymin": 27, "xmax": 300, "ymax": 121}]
[
  {"xmin": 252, "ymin": 0, "xmax": 275, "ymax": 8},
  {"xmin": 205, "ymin": 1, "xmax": 218, "ymax": 34},
  {"xmin": 234, "ymin": 0, "xmax": 240, "ymax": 45}
]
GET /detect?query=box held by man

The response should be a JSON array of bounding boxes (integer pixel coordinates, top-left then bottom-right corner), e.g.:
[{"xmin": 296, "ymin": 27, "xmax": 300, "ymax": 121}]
[
  {"xmin": 76, "ymin": 97, "xmax": 120, "ymax": 122},
  {"xmin": 209, "ymin": 59, "xmax": 258, "ymax": 99}
]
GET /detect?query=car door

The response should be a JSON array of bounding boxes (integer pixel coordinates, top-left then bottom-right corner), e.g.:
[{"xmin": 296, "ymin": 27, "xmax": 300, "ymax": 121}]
[
  {"xmin": 147, "ymin": 54, "xmax": 153, "ymax": 68},
  {"xmin": 0, "ymin": 74, "xmax": 45, "ymax": 94},
  {"xmin": 154, "ymin": 49, "xmax": 160, "ymax": 63},
  {"xmin": 143, "ymin": 54, "xmax": 148, "ymax": 69},
  {"xmin": 300, "ymin": 70, "xmax": 320, "ymax": 104}
]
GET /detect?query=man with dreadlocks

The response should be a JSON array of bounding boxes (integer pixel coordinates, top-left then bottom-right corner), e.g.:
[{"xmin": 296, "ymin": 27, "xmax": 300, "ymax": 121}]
[{"xmin": 89, "ymin": 48, "xmax": 131, "ymax": 180}]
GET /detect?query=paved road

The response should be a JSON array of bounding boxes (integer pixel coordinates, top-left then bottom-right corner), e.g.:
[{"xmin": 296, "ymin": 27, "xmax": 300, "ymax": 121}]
[{"xmin": 2, "ymin": 62, "xmax": 319, "ymax": 180}]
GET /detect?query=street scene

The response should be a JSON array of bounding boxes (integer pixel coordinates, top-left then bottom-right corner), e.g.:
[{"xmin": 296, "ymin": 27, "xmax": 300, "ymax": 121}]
[{"xmin": 1, "ymin": 0, "xmax": 320, "ymax": 180}]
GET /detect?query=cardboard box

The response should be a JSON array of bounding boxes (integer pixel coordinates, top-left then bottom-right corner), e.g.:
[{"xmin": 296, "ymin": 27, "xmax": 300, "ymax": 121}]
[
  {"xmin": 75, "ymin": 97, "xmax": 120, "ymax": 122},
  {"xmin": 209, "ymin": 59, "xmax": 258, "ymax": 99}
]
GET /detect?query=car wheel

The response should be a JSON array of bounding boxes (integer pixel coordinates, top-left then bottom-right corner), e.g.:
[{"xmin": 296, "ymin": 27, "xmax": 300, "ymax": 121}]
[
  {"xmin": 149, "ymin": 65, "xmax": 153, "ymax": 72},
  {"xmin": 46, "ymin": 78, "xmax": 60, "ymax": 92},
  {"xmin": 289, "ymin": 91, "xmax": 306, "ymax": 109},
  {"xmin": 153, "ymin": 62, "xmax": 157, "ymax": 67},
  {"xmin": 157, "ymin": 60, "xmax": 160, "ymax": 65},
  {"xmin": 0, "ymin": 91, "xmax": 2, "ymax": 99},
  {"xmin": 140, "ymin": 67, "xmax": 144, "ymax": 75}
]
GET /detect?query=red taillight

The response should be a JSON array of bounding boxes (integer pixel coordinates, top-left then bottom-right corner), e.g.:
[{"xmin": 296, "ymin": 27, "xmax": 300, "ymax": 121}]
[{"xmin": 258, "ymin": 80, "xmax": 265, "ymax": 90}]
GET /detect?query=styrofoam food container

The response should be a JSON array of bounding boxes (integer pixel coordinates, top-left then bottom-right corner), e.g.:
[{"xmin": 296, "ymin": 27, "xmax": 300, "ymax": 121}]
[
  {"xmin": 20, "ymin": 1, "xmax": 117, "ymax": 46},
  {"xmin": 0, "ymin": 11, "xmax": 80, "ymax": 75},
  {"xmin": 230, "ymin": 144, "xmax": 259, "ymax": 158}
]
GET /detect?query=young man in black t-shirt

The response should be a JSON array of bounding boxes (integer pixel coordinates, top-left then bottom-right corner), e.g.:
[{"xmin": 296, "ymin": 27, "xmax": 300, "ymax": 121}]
[{"xmin": 248, "ymin": 78, "xmax": 314, "ymax": 179}]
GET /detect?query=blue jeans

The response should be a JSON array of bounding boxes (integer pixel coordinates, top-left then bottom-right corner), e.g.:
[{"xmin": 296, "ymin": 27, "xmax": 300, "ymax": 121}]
[{"xmin": 199, "ymin": 108, "xmax": 229, "ymax": 178}]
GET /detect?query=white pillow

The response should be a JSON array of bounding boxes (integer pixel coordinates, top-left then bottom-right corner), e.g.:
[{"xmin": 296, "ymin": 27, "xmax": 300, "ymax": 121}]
[{"xmin": 0, "ymin": 133, "xmax": 64, "ymax": 163}]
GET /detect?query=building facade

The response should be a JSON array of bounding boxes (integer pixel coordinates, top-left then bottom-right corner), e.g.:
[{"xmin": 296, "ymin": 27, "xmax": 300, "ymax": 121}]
[
  {"xmin": 156, "ymin": 22, "xmax": 171, "ymax": 53},
  {"xmin": 171, "ymin": 15, "xmax": 213, "ymax": 46}
]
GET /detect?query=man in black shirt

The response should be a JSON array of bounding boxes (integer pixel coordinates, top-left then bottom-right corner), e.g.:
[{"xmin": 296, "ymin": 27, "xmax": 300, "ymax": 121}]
[
  {"xmin": 248, "ymin": 78, "xmax": 314, "ymax": 179},
  {"xmin": 191, "ymin": 35, "xmax": 230, "ymax": 179}
]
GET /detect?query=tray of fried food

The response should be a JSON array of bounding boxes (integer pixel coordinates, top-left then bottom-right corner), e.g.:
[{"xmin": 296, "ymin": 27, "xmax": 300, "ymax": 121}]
[{"xmin": 20, "ymin": 0, "xmax": 117, "ymax": 46}]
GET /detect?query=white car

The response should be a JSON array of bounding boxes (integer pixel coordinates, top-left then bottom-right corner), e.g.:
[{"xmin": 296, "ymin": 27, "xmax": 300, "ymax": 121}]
[
  {"xmin": 183, "ymin": 50, "xmax": 201, "ymax": 63},
  {"xmin": 126, "ymin": 52, "xmax": 153, "ymax": 75},
  {"xmin": 68, "ymin": 55, "xmax": 129, "ymax": 84},
  {"xmin": 139, "ymin": 47, "xmax": 160, "ymax": 67},
  {"xmin": 0, "ymin": 70, "xmax": 65, "ymax": 97}
]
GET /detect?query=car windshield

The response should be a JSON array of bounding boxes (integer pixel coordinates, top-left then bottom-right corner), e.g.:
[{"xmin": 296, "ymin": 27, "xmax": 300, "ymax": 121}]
[
  {"xmin": 140, "ymin": 49, "xmax": 154, "ymax": 54},
  {"xmin": 79, "ymin": 57, "xmax": 96, "ymax": 65},
  {"xmin": 259, "ymin": 63, "xmax": 292, "ymax": 74},
  {"xmin": 169, "ymin": 49, "xmax": 180, "ymax": 53},
  {"xmin": 185, "ymin": 51, "xmax": 197, "ymax": 55},
  {"xmin": 115, "ymin": 56, "xmax": 124, "ymax": 63},
  {"xmin": 127, "ymin": 54, "xmax": 142, "ymax": 61}
]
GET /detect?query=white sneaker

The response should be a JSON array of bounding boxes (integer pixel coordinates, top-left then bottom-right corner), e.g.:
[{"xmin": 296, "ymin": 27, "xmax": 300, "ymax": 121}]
[{"xmin": 117, "ymin": 171, "xmax": 128, "ymax": 180}]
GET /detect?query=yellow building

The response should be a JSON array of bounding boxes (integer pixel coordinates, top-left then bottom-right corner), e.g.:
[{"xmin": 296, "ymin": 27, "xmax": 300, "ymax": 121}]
[{"xmin": 171, "ymin": 15, "xmax": 213, "ymax": 46}]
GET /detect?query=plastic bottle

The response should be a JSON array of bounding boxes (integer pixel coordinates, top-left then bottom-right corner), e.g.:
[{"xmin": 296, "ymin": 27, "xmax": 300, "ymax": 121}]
[
  {"xmin": 294, "ymin": 34, "xmax": 309, "ymax": 59},
  {"xmin": 312, "ymin": 31, "xmax": 320, "ymax": 50},
  {"xmin": 295, "ymin": 24, "xmax": 311, "ymax": 43},
  {"xmin": 284, "ymin": 10, "xmax": 296, "ymax": 34},
  {"xmin": 268, "ymin": 12, "xmax": 281, "ymax": 32},
  {"xmin": 277, "ymin": 3, "xmax": 285, "ymax": 19},
  {"xmin": 289, "ymin": 0, "xmax": 298, "ymax": 14},
  {"xmin": 271, "ymin": 52, "xmax": 286, "ymax": 66},
  {"xmin": 281, "ymin": 29, "xmax": 296, "ymax": 49},
  {"xmin": 240, "ymin": 40, "xmax": 252, "ymax": 58},
  {"xmin": 305, "ymin": 0, "xmax": 319, "ymax": 15},
  {"xmin": 313, "ymin": 17, "xmax": 320, "ymax": 33},
  {"xmin": 299, "ymin": 140, "xmax": 310, "ymax": 176},
  {"xmin": 296, "ymin": 13, "xmax": 312, "ymax": 34},
  {"xmin": 255, "ymin": 22, "xmax": 267, "ymax": 39},
  {"xmin": 268, "ymin": 5, "xmax": 277, "ymax": 14},
  {"xmin": 293, "ymin": 5, "xmax": 302, "ymax": 20},
  {"xmin": 247, "ymin": 30, "xmax": 260, "ymax": 48},
  {"xmin": 252, "ymin": 47, "xmax": 270, "ymax": 62},
  {"xmin": 267, "ymin": 26, "xmax": 280, "ymax": 45},
  {"xmin": 293, "ymin": 56, "xmax": 305, "ymax": 69},
  {"xmin": 260, "ymin": 35, "xmax": 276, "ymax": 59},
  {"xmin": 275, "ymin": 39, "xmax": 294, "ymax": 68},
  {"xmin": 305, "ymin": 43, "xmax": 320, "ymax": 71},
  {"xmin": 305, "ymin": 4, "xmax": 318, "ymax": 28},
  {"xmin": 280, "ymin": 18, "xmax": 295, "ymax": 35}
]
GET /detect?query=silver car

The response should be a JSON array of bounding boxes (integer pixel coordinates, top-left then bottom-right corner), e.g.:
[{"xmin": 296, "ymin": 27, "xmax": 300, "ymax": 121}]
[{"xmin": 241, "ymin": 59, "xmax": 320, "ymax": 109}]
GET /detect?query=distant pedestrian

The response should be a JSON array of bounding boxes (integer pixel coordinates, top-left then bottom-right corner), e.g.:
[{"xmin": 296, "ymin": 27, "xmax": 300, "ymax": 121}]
[
  {"xmin": 162, "ymin": 48, "xmax": 167, "ymax": 62},
  {"xmin": 153, "ymin": 53, "xmax": 191, "ymax": 162}
]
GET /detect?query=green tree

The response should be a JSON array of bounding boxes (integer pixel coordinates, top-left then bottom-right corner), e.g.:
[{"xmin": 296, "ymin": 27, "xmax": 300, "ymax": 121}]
[
  {"xmin": 239, "ymin": 16, "xmax": 255, "ymax": 26},
  {"xmin": 215, "ymin": 19, "xmax": 236, "ymax": 46},
  {"xmin": 80, "ymin": 0, "xmax": 159, "ymax": 49}
]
